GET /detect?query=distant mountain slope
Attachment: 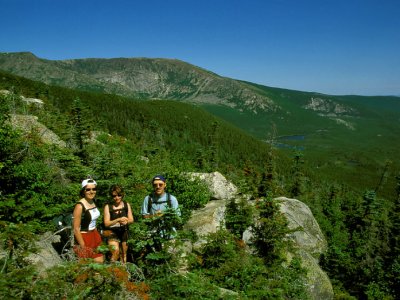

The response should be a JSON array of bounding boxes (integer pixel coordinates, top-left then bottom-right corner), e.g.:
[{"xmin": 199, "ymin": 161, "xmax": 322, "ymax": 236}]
[
  {"xmin": 0, "ymin": 52, "xmax": 277, "ymax": 113},
  {"xmin": 1, "ymin": 52, "xmax": 399, "ymax": 140},
  {"xmin": 0, "ymin": 69, "xmax": 276, "ymax": 170},
  {"xmin": 1, "ymin": 66, "xmax": 399, "ymax": 200}
]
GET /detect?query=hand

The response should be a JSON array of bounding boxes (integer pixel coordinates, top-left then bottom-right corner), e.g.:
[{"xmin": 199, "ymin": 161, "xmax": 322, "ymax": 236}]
[{"xmin": 119, "ymin": 217, "xmax": 129, "ymax": 225}]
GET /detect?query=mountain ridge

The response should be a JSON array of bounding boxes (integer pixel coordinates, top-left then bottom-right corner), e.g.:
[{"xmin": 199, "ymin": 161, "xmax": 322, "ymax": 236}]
[
  {"xmin": 1, "ymin": 52, "xmax": 399, "ymax": 172},
  {"xmin": 0, "ymin": 51, "xmax": 278, "ymax": 113}
]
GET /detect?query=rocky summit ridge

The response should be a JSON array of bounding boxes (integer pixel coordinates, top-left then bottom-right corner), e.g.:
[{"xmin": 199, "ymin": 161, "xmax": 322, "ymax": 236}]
[{"xmin": 0, "ymin": 52, "xmax": 277, "ymax": 114}]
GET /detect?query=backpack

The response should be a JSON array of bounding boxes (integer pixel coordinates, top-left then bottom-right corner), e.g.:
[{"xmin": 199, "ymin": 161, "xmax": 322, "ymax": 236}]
[
  {"xmin": 53, "ymin": 213, "xmax": 73, "ymax": 229},
  {"xmin": 52, "ymin": 203, "xmax": 86, "ymax": 230},
  {"xmin": 52, "ymin": 203, "xmax": 86, "ymax": 256},
  {"xmin": 147, "ymin": 193, "xmax": 171, "ymax": 214}
]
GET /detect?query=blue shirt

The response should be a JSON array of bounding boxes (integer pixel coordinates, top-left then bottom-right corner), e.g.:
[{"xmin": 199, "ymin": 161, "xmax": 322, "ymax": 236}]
[{"xmin": 141, "ymin": 192, "xmax": 180, "ymax": 217}]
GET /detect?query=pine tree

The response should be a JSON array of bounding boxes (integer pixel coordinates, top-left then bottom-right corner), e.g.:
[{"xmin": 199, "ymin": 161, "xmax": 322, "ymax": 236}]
[
  {"xmin": 225, "ymin": 198, "xmax": 253, "ymax": 239},
  {"xmin": 387, "ymin": 172, "xmax": 400, "ymax": 296},
  {"xmin": 208, "ymin": 121, "xmax": 219, "ymax": 171},
  {"xmin": 289, "ymin": 151, "xmax": 305, "ymax": 198},
  {"xmin": 69, "ymin": 98, "xmax": 91, "ymax": 163},
  {"xmin": 0, "ymin": 92, "xmax": 19, "ymax": 196},
  {"xmin": 251, "ymin": 197, "xmax": 290, "ymax": 265}
]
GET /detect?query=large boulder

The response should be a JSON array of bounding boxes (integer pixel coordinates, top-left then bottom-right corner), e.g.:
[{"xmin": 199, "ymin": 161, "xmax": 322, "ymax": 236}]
[
  {"xmin": 184, "ymin": 199, "xmax": 228, "ymax": 248},
  {"xmin": 298, "ymin": 249, "xmax": 334, "ymax": 300},
  {"xmin": 276, "ymin": 197, "xmax": 327, "ymax": 259},
  {"xmin": 183, "ymin": 172, "xmax": 333, "ymax": 300},
  {"xmin": 242, "ymin": 197, "xmax": 333, "ymax": 299},
  {"xmin": 25, "ymin": 232, "xmax": 63, "ymax": 273},
  {"xmin": 186, "ymin": 171, "xmax": 238, "ymax": 200},
  {"xmin": 21, "ymin": 95, "xmax": 44, "ymax": 108},
  {"xmin": 243, "ymin": 197, "xmax": 327, "ymax": 257},
  {"xmin": 11, "ymin": 114, "xmax": 67, "ymax": 148}
]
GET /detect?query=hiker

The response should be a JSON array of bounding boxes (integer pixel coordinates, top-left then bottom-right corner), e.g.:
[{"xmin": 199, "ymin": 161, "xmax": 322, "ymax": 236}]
[
  {"xmin": 140, "ymin": 175, "xmax": 180, "ymax": 250},
  {"xmin": 141, "ymin": 175, "xmax": 180, "ymax": 219},
  {"xmin": 103, "ymin": 184, "xmax": 134, "ymax": 263},
  {"xmin": 72, "ymin": 178, "xmax": 104, "ymax": 263}
]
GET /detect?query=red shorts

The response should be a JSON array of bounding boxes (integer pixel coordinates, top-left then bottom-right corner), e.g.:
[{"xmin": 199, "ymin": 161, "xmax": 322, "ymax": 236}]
[{"xmin": 74, "ymin": 229, "xmax": 103, "ymax": 259}]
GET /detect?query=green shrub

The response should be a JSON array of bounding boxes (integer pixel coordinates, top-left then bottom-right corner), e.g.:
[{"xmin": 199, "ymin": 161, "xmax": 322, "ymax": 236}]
[
  {"xmin": 225, "ymin": 198, "xmax": 253, "ymax": 239},
  {"xmin": 251, "ymin": 197, "xmax": 291, "ymax": 264},
  {"xmin": 167, "ymin": 173, "xmax": 211, "ymax": 224},
  {"xmin": 149, "ymin": 272, "xmax": 224, "ymax": 299}
]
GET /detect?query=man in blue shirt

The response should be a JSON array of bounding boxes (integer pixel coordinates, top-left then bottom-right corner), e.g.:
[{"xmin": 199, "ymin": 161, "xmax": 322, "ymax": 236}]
[
  {"xmin": 141, "ymin": 175, "xmax": 180, "ymax": 218},
  {"xmin": 141, "ymin": 175, "xmax": 180, "ymax": 249}
]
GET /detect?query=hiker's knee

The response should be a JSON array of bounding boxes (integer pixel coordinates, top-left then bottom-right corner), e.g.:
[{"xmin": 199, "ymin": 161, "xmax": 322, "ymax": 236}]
[{"xmin": 94, "ymin": 255, "xmax": 104, "ymax": 263}]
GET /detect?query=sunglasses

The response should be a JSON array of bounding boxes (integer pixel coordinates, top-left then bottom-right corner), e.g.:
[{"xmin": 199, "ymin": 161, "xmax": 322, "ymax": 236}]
[
  {"xmin": 153, "ymin": 183, "xmax": 165, "ymax": 187},
  {"xmin": 85, "ymin": 188, "xmax": 97, "ymax": 192},
  {"xmin": 112, "ymin": 194, "xmax": 123, "ymax": 198}
]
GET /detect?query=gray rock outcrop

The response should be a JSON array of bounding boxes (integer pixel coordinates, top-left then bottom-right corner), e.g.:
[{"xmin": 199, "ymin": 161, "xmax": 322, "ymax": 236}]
[
  {"xmin": 11, "ymin": 114, "xmax": 67, "ymax": 148},
  {"xmin": 184, "ymin": 199, "xmax": 228, "ymax": 248},
  {"xmin": 186, "ymin": 171, "xmax": 238, "ymax": 200},
  {"xmin": 274, "ymin": 196, "xmax": 327, "ymax": 259},
  {"xmin": 25, "ymin": 232, "xmax": 63, "ymax": 273},
  {"xmin": 184, "ymin": 172, "xmax": 333, "ymax": 300}
]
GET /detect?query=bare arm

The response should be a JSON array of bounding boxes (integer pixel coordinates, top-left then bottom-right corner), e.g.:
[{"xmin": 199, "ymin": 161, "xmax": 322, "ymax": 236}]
[
  {"xmin": 103, "ymin": 204, "xmax": 112, "ymax": 227},
  {"xmin": 127, "ymin": 203, "xmax": 134, "ymax": 224},
  {"xmin": 73, "ymin": 202, "xmax": 84, "ymax": 247}
]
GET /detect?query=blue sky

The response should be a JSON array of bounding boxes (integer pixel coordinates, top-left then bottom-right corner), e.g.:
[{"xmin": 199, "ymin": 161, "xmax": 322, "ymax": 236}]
[{"xmin": 1, "ymin": 0, "xmax": 399, "ymax": 96}]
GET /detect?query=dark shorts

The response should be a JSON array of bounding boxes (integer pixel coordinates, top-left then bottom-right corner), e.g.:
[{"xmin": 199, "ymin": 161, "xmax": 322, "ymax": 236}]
[
  {"xmin": 104, "ymin": 226, "xmax": 129, "ymax": 243},
  {"xmin": 74, "ymin": 229, "xmax": 103, "ymax": 259}
]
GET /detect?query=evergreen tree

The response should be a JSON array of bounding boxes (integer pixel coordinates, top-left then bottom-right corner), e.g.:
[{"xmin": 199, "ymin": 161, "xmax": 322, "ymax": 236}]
[
  {"xmin": 69, "ymin": 97, "xmax": 91, "ymax": 163},
  {"xmin": 225, "ymin": 198, "xmax": 253, "ymax": 239},
  {"xmin": 251, "ymin": 197, "xmax": 290, "ymax": 265},
  {"xmin": 387, "ymin": 172, "xmax": 400, "ymax": 297},
  {"xmin": 289, "ymin": 151, "xmax": 305, "ymax": 198},
  {"xmin": 374, "ymin": 160, "xmax": 391, "ymax": 193},
  {"xmin": 0, "ymin": 92, "xmax": 21, "ymax": 197},
  {"xmin": 320, "ymin": 185, "xmax": 351, "ymax": 284},
  {"xmin": 208, "ymin": 121, "xmax": 219, "ymax": 171}
]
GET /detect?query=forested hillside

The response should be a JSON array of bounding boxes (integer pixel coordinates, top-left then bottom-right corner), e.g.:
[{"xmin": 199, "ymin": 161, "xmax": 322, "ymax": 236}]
[
  {"xmin": 1, "ymin": 71, "xmax": 400, "ymax": 299},
  {"xmin": 1, "ymin": 51, "xmax": 399, "ymax": 201}
]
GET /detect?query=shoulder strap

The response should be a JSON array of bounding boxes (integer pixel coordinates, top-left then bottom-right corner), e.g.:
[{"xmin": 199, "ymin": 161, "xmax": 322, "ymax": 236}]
[
  {"xmin": 73, "ymin": 202, "xmax": 86, "ymax": 222},
  {"xmin": 78, "ymin": 202, "xmax": 86, "ymax": 213},
  {"xmin": 108, "ymin": 201, "xmax": 128, "ymax": 216},
  {"xmin": 147, "ymin": 194, "xmax": 153, "ymax": 214},
  {"xmin": 123, "ymin": 200, "xmax": 128, "ymax": 215},
  {"xmin": 147, "ymin": 193, "xmax": 171, "ymax": 212},
  {"xmin": 167, "ymin": 193, "xmax": 171, "ymax": 207}
]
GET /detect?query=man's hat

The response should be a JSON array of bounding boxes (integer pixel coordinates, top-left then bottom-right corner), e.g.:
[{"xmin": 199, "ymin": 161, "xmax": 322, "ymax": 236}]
[{"xmin": 152, "ymin": 175, "xmax": 166, "ymax": 183}]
